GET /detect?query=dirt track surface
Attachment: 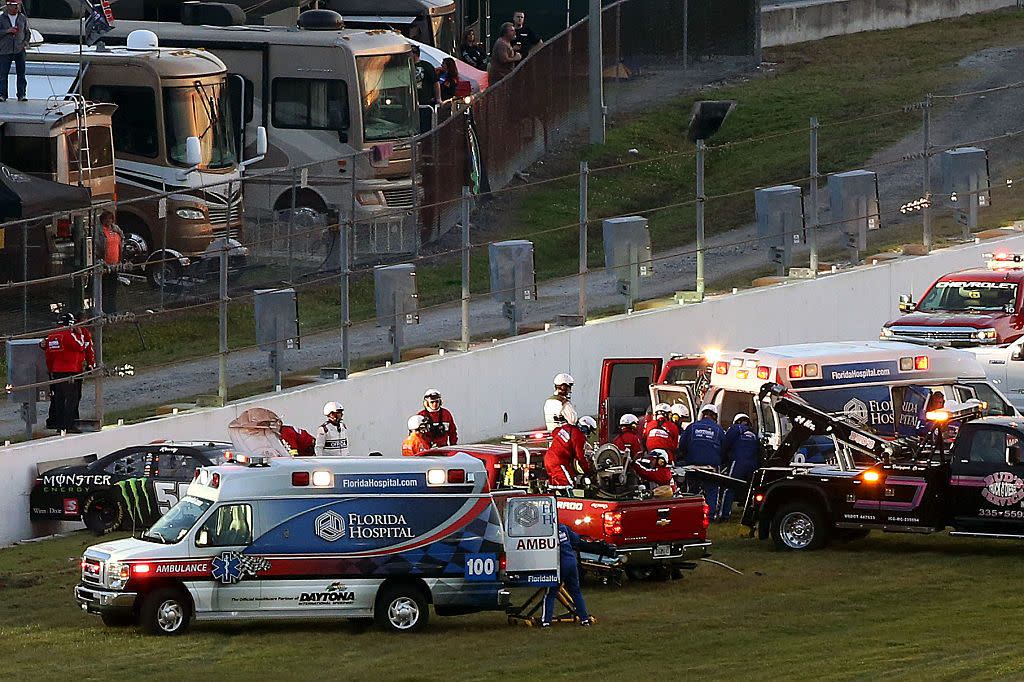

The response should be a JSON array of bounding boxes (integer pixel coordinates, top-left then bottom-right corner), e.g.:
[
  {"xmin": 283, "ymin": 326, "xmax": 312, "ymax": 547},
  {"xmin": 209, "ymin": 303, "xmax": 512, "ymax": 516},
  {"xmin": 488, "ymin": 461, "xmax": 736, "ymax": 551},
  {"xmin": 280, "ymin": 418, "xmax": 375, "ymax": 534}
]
[{"xmin": 5, "ymin": 46, "xmax": 1024, "ymax": 441}]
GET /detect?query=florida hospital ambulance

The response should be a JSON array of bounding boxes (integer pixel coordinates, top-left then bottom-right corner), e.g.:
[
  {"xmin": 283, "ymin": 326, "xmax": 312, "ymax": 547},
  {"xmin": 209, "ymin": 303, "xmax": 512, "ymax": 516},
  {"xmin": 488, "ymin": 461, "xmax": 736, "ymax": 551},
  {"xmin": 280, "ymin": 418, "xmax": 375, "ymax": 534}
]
[
  {"xmin": 704, "ymin": 341, "xmax": 1018, "ymax": 447},
  {"xmin": 75, "ymin": 453, "xmax": 560, "ymax": 634}
]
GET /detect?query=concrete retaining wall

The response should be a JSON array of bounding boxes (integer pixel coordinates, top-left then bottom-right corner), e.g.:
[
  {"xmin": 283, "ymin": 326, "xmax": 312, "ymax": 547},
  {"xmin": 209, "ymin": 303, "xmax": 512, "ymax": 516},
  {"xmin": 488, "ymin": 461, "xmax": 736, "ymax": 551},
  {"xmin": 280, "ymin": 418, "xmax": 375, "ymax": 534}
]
[
  {"xmin": 5, "ymin": 233, "xmax": 1024, "ymax": 546},
  {"xmin": 762, "ymin": 0, "xmax": 1019, "ymax": 47}
]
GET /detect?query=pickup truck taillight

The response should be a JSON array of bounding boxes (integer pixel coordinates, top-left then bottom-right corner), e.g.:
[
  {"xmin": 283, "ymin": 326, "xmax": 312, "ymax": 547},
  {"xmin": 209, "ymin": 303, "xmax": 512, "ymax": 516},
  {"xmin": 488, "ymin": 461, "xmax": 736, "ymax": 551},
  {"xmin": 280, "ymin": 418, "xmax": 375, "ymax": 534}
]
[
  {"xmin": 602, "ymin": 511, "xmax": 623, "ymax": 536},
  {"xmin": 702, "ymin": 503, "xmax": 710, "ymax": 530}
]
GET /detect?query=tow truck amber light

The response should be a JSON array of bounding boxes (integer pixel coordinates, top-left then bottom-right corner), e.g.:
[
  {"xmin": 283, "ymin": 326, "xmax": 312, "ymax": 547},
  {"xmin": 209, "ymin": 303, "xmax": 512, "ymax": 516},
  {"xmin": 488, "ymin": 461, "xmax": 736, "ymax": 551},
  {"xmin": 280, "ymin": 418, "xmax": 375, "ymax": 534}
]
[
  {"xmin": 754, "ymin": 493, "xmax": 765, "ymax": 504},
  {"xmin": 426, "ymin": 469, "xmax": 446, "ymax": 485},
  {"xmin": 292, "ymin": 472, "xmax": 310, "ymax": 486},
  {"xmin": 862, "ymin": 470, "xmax": 882, "ymax": 483},
  {"xmin": 447, "ymin": 469, "xmax": 466, "ymax": 484},
  {"xmin": 311, "ymin": 471, "xmax": 333, "ymax": 487},
  {"xmin": 788, "ymin": 364, "xmax": 804, "ymax": 379},
  {"xmin": 756, "ymin": 366, "xmax": 770, "ymax": 380},
  {"xmin": 925, "ymin": 409, "xmax": 950, "ymax": 423},
  {"xmin": 602, "ymin": 511, "xmax": 623, "ymax": 535},
  {"xmin": 915, "ymin": 356, "xmax": 929, "ymax": 370},
  {"xmin": 714, "ymin": 361, "xmax": 729, "ymax": 375}
]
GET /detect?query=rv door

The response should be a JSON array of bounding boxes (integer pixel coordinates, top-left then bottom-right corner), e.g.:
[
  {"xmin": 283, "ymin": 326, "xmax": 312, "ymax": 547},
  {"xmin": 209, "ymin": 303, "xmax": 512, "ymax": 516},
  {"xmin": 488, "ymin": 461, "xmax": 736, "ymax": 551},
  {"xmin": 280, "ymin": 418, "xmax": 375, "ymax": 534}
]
[
  {"xmin": 502, "ymin": 496, "xmax": 560, "ymax": 587},
  {"xmin": 598, "ymin": 358, "xmax": 664, "ymax": 442}
]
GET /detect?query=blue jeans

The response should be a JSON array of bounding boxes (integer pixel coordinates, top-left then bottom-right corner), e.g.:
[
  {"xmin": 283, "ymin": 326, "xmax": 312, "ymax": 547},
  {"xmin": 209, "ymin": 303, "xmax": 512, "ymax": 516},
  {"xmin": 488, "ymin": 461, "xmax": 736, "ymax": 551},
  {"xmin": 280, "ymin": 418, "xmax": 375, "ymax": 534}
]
[
  {"xmin": 542, "ymin": 562, "xmax": 589, "ymax": 624},
  {"xmin": 0, "ymin": 51, "xmax": 26, "ymax": 99}
]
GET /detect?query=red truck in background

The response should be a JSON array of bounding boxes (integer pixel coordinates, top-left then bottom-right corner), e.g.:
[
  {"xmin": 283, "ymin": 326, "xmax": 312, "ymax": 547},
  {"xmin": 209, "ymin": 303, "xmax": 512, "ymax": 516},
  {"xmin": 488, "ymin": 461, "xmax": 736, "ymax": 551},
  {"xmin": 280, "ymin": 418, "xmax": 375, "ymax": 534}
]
[
  {"xmin": 597, "ymin": 355, "xmax": 709, "ymax": 442},
  {"xmin": 881, "ymin": 253, "xmax": 1024, "ymax": 346},
  {"xmin": 425, "ymin": 444, "xmax": 711, "ymax": 581}
]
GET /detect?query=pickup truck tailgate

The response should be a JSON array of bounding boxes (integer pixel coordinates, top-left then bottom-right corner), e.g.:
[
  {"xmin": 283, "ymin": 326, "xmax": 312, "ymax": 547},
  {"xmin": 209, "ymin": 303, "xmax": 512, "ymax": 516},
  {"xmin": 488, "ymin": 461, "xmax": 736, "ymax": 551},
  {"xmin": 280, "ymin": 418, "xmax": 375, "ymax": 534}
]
[{"xmin": 556, "ymin": 495, "xmax": 708, "ymax": 546}]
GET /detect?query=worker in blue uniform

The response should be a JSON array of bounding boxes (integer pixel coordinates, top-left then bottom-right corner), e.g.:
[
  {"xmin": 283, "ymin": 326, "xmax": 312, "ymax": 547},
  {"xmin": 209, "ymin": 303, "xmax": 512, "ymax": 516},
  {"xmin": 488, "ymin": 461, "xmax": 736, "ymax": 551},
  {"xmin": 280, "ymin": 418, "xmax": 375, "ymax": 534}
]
[
  {"xmin": 719, "ymin": 413, "xmax": 763, "ymax": 520},
  {"xmin": 680, "ymin": 404, "xmax": 726, "ymax": 520},
  {"xmin": 541, "ymin": 523, "xmax": 592, "ymax": 627}
]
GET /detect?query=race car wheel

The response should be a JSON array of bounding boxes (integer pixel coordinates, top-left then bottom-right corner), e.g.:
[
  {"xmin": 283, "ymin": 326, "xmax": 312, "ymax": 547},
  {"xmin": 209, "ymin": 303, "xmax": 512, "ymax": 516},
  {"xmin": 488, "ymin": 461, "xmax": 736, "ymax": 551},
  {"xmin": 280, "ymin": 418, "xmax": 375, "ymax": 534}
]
[
  {"xmin": 82, "ymin": 493, "xmax": 126, "ymax": 536},
  {"xmin": 100, "ymin": 611, "xmax": 137, "ymax": 627},
  {"xmin": 771, "ymin": 501, "xmax": 828, "ymax": 551},
  {"xmin": 140, "ymin": 588, "xmax": 192, "ymax": 636},
  {"xmin": 375, "ymin": 584, "xmax": 429, "ymax": 633}
]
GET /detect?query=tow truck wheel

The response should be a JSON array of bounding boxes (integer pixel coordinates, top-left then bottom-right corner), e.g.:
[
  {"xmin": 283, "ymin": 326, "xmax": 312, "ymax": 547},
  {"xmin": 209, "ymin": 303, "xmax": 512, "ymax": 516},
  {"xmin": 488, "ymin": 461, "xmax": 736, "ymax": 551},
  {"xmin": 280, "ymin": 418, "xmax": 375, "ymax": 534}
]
[
  {"xmin": 375, "ymin": 584, "xmax": 429, "ymax": 633},
  {"xmin": 82, "ymin": 493, "xmax": 126, "ymax": 536},
  {"xmin": 771, "ymin": 501, "xmax": 828, "ymax": 551},
  {"xmin": 140, "ymin": 588, "xmax": 192, "ymax": 636}
]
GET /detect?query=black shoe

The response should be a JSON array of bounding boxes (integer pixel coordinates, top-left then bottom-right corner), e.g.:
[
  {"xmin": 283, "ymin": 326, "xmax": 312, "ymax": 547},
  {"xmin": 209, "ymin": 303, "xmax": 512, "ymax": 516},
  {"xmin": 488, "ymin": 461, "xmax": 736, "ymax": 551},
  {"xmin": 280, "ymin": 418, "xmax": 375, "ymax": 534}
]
[
  {"xmin": 0, "ymin": 96, "xmax": 6, "ymax": 102},
  {"xmin": 17, "ymin": 96, "xmax": 27, "ymax": 102},
  {"xmin": 540, "ymin": 622, "xmax": 551, "ymax": 628},
  {"xmin": 579, "ymin": 618, "xmax": 592, "ymax": 627}
]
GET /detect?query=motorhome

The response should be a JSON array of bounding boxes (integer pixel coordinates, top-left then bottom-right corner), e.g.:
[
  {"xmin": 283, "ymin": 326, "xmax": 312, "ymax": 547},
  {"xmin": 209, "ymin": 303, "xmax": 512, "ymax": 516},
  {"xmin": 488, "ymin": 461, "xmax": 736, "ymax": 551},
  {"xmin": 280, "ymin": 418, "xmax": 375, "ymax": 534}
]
[
  {"xmin": 23, "ymin": 31, "xmax": 266, "ymax": 285},
  {"xmin": 33, "ymin": 15, "xmax": 421, "ymax": 255},
  {"xmin": 317, "ymin": 0, "xmax": 459, "ymax": 53}
]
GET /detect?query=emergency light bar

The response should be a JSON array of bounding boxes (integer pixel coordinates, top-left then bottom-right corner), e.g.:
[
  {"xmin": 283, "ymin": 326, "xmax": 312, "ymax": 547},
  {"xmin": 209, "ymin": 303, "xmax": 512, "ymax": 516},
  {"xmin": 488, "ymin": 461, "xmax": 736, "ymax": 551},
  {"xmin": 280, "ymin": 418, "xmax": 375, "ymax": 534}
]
[
  {"xmin": 985, "ymin": 252, "xmax": 1024, "ymax": 270},
  {"xmin": 194, "ymin": 469, "xmax": 221, "ymax": 488},
  {"xmin": 225, "ymin": 452, "xmax": 271, "ymax": 467}
]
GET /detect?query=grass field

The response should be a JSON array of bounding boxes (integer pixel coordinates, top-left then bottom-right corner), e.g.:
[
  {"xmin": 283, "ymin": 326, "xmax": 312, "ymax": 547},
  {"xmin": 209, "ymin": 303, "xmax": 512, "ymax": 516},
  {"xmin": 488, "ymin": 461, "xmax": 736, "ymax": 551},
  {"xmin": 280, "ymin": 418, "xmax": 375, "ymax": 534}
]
[{"xmin": 3, "ymin": 524, "xmax": 1023, "ymax": 681}]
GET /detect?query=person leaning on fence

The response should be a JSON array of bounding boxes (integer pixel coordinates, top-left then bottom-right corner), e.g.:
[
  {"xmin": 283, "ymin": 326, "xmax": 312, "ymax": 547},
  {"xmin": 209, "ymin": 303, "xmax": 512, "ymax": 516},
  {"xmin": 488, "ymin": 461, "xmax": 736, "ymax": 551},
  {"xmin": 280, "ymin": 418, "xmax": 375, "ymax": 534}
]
[
  {"xmin": 460, "ymin": 28, "xmax": 486, "ymax": 71},
  {"xmin": 40, "ymin": 312, "xmax": 87, "ymax": 434},
  {"xmin": 487, "ymin": 22, "xmax": 521, "ymax": 84},
  {"xmin": 94, "ymin": 210, "xmax": 124, "ymax": 315},
  {"xmin": 0, "ymin": 0, "xmax": 29, "ymax": 103}
]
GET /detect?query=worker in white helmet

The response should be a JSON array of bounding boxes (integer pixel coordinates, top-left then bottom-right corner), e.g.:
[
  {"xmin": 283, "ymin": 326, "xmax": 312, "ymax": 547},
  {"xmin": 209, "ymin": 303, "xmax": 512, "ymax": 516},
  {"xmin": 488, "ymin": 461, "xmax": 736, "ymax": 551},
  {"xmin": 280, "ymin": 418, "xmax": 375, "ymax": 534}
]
[
  {"xmin": 680, "ymin": 404, "xmax": 726, "ymax": 518},
  {"xmin": 418, "ymin": 388, "xmax": 458, "ymax": 447},
  {"xmin": 544, "ymin": 372, "xmax": 579, "ymax": 432},
  {"xmin": 402, "ymin": 414, "xmax": 432, "ymax": 457},
  {"xmin": 315, "ymin": 401, "xmax": 349, "ymax": 456}
]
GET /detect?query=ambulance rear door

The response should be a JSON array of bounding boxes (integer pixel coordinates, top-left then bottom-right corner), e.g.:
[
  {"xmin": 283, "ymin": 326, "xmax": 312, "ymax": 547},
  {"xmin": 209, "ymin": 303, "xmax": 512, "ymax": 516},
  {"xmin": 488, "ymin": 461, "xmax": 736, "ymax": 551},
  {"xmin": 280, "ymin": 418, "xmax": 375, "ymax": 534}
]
[{"xmin": 502, "ymin": 496, "xmax": 560, "ymax": 587}]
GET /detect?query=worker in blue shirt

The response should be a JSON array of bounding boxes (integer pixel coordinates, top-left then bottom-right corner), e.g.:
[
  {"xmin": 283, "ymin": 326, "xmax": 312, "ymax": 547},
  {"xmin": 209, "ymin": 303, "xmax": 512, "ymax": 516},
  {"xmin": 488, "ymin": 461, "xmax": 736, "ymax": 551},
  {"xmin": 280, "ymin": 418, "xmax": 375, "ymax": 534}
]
[
  {"xmin": 542, "ymin": 523, "xmax": 592, "ymax": 628},
  {"xmin": 680, "ymin": 404, "xmax": 726, "ymax": 520},
  {"xmin": 719, "ymin": 413, "xmax": 763, "ymax": 520}
]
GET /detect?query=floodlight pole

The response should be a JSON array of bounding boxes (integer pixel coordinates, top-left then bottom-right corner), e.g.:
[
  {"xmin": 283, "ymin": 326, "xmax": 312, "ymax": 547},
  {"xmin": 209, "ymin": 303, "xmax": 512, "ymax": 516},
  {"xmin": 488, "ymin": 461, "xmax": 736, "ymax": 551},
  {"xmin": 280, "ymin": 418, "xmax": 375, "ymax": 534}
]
[
  {"xmin": 340, "ymin": 207, "xmax": 351, "ymax": 373},
  {"xmin": 808, "ymin": 116, "xmax": 819, "ymax": 274},
  {"xmin": 588, "ymin": 0, "xmax": 605, "ymax": 145},
  {"xmin": 695, "ymin": 139, "xmax": 706, "ymax": 299},
  {"xmin": 922, "ymin": 93, "xmax": 933, "ymax": 252}
]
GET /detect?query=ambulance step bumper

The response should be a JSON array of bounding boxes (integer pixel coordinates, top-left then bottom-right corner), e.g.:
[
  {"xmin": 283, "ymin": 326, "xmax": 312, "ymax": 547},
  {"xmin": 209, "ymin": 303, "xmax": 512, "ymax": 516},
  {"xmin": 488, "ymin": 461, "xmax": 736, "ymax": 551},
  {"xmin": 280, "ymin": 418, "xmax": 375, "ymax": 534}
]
[{"xmin": 75, "ymin": 584, "xmax": 138, "ymax": 613}]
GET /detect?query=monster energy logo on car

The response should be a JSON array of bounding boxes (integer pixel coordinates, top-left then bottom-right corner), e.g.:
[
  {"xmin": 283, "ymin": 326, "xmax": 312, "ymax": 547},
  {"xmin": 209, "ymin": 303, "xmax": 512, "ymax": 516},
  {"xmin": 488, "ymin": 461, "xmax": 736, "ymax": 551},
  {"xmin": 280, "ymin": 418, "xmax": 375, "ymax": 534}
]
[{"xmin": 116, "ymin": 477, "xmax": 155, "ymax": 524}]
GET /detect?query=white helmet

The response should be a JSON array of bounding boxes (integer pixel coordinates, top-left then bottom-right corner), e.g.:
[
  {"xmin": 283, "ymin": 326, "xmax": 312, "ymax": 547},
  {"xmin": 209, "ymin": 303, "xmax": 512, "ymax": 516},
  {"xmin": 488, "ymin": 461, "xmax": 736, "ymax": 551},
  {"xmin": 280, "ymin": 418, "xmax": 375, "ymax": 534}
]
[
  {"xmin": 553, "ymin": 373, "xmax": 575, "ymax": 387},
  {"xmin": 619, "ymin": 413, "xmax": 640, "ymax": 426},
  {"xmin": 576, "ymin": 415, "xmax": 597, "ymax": 433},
  {"xmin": 671, "ymin": 404, "xmax": 690, "ymax": 418},
  {"xmin": 701, "ymin": 404, "xmax": 719, "ymax": 416},
  {"xmin": 423, "ymin": 388, "xmax": 442, "ymax": 400},
  {"xmin": 654, "ymin": 403, "xmax": 671, "ymax": 415},
  {"xmin": 408, "ymin": 414, "xmax": 428, "ymax": 431},
  {"xmin": 648, "ymin": 448, "xmax": 670, "ymax": 466},
  {"xmin": 323, "ymin": 401, "xmax": 344, "ymax": 416},
  {"xmin": 733, "ymin": 412, "xmax": 751, "ymax": 424}
]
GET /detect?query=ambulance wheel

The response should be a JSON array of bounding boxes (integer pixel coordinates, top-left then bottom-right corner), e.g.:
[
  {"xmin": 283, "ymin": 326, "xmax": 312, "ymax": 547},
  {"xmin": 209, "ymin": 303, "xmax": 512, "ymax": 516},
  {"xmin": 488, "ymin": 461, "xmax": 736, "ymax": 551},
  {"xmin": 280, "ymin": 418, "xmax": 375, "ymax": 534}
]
[
  {"xmin": 140, "ymin": 588, "xmax": 192, "ymax": 636},
  {"xmin": 771, "ymin": 501, "xmax": 828, "ymax": 551},
  {"xmin": 82, "ymin": 493, "xmax": 125, "ymax": 536},
  {"xmin": 375, "ymin": 584, "xmax": 429, "ymax": 633}
]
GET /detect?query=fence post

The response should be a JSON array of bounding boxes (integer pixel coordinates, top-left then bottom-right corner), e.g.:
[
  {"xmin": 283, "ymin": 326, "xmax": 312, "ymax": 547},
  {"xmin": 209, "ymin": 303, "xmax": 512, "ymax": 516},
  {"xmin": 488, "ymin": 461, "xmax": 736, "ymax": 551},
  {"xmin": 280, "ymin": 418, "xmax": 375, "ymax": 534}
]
[
  {"xmin": 92, "ymin": 243, "xmax": 104, "ymax": 427},
  {"xmin": 922, "ymin": 93, "xmax": 933, "ymax": 252},
  {"xmin": 159, "ymin": 180, "xmax": 168, "ymax": 310},
  {"xmin": 695, "ymin": 139, "xmax": 706, "ymax": 298},
  {"xmin": 683, "ymin": 0, "xmax": 689, "ymax": 70},
  {"xmin": 578, "ymin": 161, "xmax": 589, "ymax": 320},
  {"xmin": 809, "ymin": 116, "xmax": 819, "ymax": 274},
  {"xmin": 21, "ymin": 221, "xmax": 27, "ymax": 333},
  {"xmin": 289, "ymin": 168, "xmax": 298, "ymax": 283},
  {"xmin": 461, "ymin": 186, "xmax": 471, "ymax": 346},
  {"xmin": 343, "ymin": 153, "xmax": 356, "ymax": 374},
  {"xmin": 588, "ymin": 0, "xmax": 605, "ymax": 145},
  {"xmin": 218, "ymin": 234, "xmax": 228, "ymax": 406}
]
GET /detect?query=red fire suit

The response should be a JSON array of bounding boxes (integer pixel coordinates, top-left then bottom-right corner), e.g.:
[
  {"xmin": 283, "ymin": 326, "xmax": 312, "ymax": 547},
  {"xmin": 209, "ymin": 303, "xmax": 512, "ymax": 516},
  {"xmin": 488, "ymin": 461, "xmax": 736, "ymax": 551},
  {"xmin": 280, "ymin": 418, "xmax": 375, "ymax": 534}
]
[
  {"xmin": 544, "ymin": 424, "xmax": 591, "ymax": 487},
  {"xmin": 642, "ymin": 418, "xmax": 680, "ymax": 462},
  {"xmin": 611, "ymin": 430, "xmax": 643, "ymax": 456},
  {"xmin": 418, "ymin": 407, "xmax": 458, "ymax": 447}
]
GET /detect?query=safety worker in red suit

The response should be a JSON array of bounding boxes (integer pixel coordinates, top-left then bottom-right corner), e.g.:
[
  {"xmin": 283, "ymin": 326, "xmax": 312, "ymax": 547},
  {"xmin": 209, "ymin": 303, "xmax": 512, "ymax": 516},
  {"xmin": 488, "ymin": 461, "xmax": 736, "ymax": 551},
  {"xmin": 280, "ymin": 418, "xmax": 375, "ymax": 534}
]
[
  {"xmin": 634, "ymin": 448, "xmax": 677, "ymax": 492},
  {"xmin": 70, "ymin": 310, "xmax": 96, "ymax": 426},
  {"xmin": 418, "ymin": 388, "xmax": 458, "ymax": 447},
  {"xmin": 544, "ymin": 415, "xmax": 596, "ymax": 490},
  {"xmin": 41, "ymin": 312, "xmax": 87, "ymax": 433},
  {"xmin": 544, "ymin": 372, "xmax": 579, "ymax": 432},
  {"xmin": 611, "ymin": 413, "xmax": 643, "ymax": 456},
  {"xmin": 402, "ymin": 415, "xmax": 432, "ymax": 456},
  {"xmin": 642, "ymin": 403, "xmax": 680, "ymax": 463}
]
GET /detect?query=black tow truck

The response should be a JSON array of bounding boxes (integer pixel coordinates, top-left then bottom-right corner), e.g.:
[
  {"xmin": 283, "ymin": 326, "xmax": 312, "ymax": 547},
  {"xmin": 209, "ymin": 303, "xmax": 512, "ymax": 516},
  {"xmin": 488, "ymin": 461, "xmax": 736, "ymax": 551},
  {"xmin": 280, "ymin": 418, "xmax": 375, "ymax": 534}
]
[{"xmin": 742, "ymin": 383, "xmax": 1024, "ymax": 550}]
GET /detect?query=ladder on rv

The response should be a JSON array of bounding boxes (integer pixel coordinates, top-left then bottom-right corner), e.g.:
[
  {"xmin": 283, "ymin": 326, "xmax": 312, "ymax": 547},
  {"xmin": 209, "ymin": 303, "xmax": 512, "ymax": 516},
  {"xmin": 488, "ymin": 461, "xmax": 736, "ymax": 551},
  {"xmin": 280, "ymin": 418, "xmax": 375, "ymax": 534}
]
[{"xmin": 46, "ymin": 92, "xmax": 94, "ymax": 186}]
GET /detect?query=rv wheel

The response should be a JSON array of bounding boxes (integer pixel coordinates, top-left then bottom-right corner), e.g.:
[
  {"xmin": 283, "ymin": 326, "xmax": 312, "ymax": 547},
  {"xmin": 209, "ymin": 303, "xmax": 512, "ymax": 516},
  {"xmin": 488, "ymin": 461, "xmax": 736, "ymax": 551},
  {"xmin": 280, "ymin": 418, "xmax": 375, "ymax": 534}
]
[{"xmin": 375, "ymin": 584, "xmax": 429, "ymax": 633}]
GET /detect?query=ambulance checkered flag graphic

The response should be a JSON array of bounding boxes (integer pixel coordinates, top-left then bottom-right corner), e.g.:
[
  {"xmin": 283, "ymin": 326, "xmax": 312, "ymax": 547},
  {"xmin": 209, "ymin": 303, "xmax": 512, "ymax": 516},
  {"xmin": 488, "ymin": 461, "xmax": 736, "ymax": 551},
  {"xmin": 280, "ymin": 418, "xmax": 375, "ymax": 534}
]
[{"xmin": 211, "ymin": 552, "xmax": 271, "ymax": 584}]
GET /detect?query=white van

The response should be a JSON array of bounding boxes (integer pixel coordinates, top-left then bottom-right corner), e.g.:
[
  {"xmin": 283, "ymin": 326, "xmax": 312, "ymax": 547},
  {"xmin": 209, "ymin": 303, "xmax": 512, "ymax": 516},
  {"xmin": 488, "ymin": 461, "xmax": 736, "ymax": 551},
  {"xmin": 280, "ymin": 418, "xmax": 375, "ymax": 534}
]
[
  {"xmin": 75, "ymin": 453, "xmax": 560, "ymax": 634},
  {"xmin": 704, "ymin": 341, "xmax": 1017, "ymax": 446}
]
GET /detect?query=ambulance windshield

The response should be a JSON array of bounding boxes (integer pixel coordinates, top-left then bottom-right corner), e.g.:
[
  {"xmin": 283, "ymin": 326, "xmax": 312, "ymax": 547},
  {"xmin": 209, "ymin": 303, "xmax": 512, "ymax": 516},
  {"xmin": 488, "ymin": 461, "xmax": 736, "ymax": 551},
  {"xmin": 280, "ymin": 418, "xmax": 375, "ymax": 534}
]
[
  {"xmin": 143, "ymin": 496, "xmax": 213, "ymax": 544},
  {"xmin": 917, "ymin": 281, "xmax": 1018, "ymax": 313}
]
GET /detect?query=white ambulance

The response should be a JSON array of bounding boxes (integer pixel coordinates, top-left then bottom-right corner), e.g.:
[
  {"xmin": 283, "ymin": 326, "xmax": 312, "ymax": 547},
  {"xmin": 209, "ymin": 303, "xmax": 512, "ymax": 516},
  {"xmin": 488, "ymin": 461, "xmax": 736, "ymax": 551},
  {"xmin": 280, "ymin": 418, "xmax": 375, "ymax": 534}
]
[
  {"xmin": 704, "ymin": 341, "xmax": 1017, "ymax": 446},
  {"xmin": 74, "ymin": 453, "xmax": 560, "ymax": 634}
]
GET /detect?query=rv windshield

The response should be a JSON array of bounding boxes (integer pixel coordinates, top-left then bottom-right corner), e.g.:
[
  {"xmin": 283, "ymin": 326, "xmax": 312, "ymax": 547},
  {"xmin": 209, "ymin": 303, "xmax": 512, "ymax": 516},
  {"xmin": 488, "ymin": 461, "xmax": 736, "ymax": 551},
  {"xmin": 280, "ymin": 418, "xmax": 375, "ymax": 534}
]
[
  {"xmin": 163, "ymin": 82, "xmax": 238, "ymax": 169},
  {"xmin": 917, "ymin": 281, "xmax": 1018, "ymax": 313},
  {"xmin": 357, "ymin": 53, "xmax": 418, "ymax": 142}
]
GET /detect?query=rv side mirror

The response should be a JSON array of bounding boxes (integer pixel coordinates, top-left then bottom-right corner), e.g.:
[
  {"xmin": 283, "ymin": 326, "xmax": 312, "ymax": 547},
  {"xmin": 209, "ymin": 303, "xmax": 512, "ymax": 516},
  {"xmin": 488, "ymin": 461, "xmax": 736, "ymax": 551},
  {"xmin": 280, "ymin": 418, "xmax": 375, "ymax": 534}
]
[
  {"xmin": 196, "ymin": 527, "xmax": 210, "ymax": 547},
  {"xmin": 337, "ymin": 130, "xmax": 348, "ymax": 144},
  {"xmin": 898, "ymin": 294, "xmax": 915, "ymax": 313},
  {"xmin": 255, "ymin": 126, "xmax": 268, "ymax": 157},
  {"xmin": 185, "ymin": 136, "xmax": 203, "ymax": 168}
]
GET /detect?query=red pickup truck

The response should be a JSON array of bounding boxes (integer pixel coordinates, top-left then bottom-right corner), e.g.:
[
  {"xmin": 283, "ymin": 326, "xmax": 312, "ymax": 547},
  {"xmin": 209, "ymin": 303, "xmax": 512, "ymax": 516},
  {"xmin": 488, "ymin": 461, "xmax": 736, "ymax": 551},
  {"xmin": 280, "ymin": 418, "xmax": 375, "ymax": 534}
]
[
  {"xmin": 597, "ymin": 355, "xmax": 708, "ymax": 442},
  {"xmin": 425, "ymin": 444, "xmax": 711, "ymax": 581}
]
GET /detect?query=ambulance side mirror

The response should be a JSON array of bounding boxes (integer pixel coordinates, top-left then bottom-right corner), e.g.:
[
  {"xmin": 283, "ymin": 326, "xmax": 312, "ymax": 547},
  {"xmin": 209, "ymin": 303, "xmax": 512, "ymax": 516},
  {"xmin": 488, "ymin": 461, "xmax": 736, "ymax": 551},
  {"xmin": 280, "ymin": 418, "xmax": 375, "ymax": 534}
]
[
  {"xmin": 1011, "ymin": 344, "xmax": 1024, "ymax": 361},
  {"xmin": 898, "ymin": 294, "xmax": 915, "ymax": 313},
  {"xmin": 196, "ymin": 527, "xmax": 210, "ymax": 547}
]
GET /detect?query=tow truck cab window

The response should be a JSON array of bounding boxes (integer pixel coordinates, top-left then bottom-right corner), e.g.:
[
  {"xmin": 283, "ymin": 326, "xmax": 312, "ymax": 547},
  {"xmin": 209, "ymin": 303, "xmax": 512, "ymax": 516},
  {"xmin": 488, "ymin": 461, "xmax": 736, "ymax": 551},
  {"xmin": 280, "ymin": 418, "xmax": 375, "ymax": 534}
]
[
  {"xmin": 197, "ymin": 504, "xmax": 253, "ymax": 547},
  {"xmin": 957, "ymin": 427, "xmax": 1023, "ymax": 466}
]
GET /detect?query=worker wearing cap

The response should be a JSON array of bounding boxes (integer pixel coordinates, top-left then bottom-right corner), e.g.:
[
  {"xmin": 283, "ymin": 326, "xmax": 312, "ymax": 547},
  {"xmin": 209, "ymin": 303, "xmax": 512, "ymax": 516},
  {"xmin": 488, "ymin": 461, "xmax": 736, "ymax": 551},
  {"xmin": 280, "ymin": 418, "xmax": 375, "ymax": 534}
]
[
  {"xmin": 719, "ymin": 413, "xmax": 763, "ymax": 520},
  {"xmin": 402, "ymin": 415, "xmax": 432, "ymax": 456},
  {"xmin": 315, "ymin": 402, "xmax": 349, "ymax": 456},
  {"xmin": 642, "ymin": 403, "xmax": 680, "ymax": 463},
  {"xmin": 680, "ymin": 404, "xmax": 726, "ymax": 519},
  {"xmin": 418, "ymin": 388, "xmax": 458, "ymax": 447},
  {"xmin": 611, "ymin": 413, "xmax": 642, "ymax": 456},
  {"xmin": 544, "ymin": 372, "xmax": 579, "ymax": 432},
  {"xmin": 545, "ymin": 416, "xmax": 596, "ymax": 490},
  {"xmin": 41, "ymin": 312, "xmax": 87, "ymax": 433}
]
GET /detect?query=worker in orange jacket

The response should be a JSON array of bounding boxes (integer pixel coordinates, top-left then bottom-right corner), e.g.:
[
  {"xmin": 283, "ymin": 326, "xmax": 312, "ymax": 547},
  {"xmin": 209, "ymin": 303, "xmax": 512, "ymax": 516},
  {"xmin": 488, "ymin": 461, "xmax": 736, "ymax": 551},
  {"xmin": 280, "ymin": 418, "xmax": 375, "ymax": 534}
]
[{"xmin": 402, "ymin": 415, "xmax": 432, "ymax": 456}]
